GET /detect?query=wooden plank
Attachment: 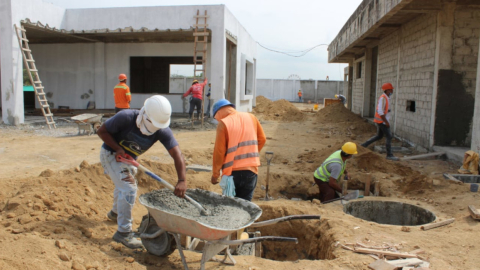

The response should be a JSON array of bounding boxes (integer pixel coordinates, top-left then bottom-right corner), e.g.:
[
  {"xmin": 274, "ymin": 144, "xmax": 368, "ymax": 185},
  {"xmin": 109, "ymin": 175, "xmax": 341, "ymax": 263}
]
[
  {"xmin": 368, "ymin": 260, "xmax": 397, "ymax": 270},
  {"xmin": 400, "ymin": 152, "xmax": 445, "ymax": 161},
  {"xmin": 421, "ymin": 218, "xmax": 455, "ymax": 230},
  {"xmin": 354, "ymin": 247, "xmax": 418, "ymax": 258},
  {"xmin": 468, "ymin": 205, "xmax": 480, "ymax": 220},
  {"xmin": 444, "ymin": 173, "xmax": 462, "ymax": 183},
  {"xmin": 365, "ymin": 174, "xmax": 371, "ymax": 196},
  {"xmin": 194, "ymin": 15, "xmax": 210, "ymax": 18},
  {"xmin": 193, "ymin": 32, "xmax": 209, "ymax": 36}
]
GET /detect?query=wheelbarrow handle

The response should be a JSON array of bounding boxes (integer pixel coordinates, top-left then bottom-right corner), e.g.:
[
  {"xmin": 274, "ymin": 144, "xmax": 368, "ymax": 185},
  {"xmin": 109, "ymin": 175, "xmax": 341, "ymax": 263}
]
[
  {"xmin": 250, "ymin": 215, "xmax": 321, "ymax": 228},
  {"xmin": 217, "ymin": 236, "xmax": 298, "ymax": 246},
  {"xmin": 117, "ymin": 154, "xmax": 210, "ymax": 216}
]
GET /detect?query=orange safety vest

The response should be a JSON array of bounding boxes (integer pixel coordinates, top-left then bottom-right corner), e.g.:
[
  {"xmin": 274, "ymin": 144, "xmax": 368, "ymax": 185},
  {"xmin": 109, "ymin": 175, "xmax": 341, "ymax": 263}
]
[
  {"xmin": 114, "ymin": 83, "xmax": 131, "ymax": 109},
  {"xmin": 220, "ymin": 112, "xmax": 260, "ymax": 176},
  {"xmin": 298, "ymin": 91, "xmax": 302, "ymax": 97},
  {"xmin": 374, "ymin": 93, "xmax": 389, "ymax": 124}
]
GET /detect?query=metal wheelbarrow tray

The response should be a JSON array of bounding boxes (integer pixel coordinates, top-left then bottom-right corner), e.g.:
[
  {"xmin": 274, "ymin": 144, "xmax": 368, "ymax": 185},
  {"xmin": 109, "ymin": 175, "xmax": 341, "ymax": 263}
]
[
  {"xmin": 70, "ymin": 113, "xmax": 103, "ymax": 135},
  {"xmin": 139, "ymin": 189, "xmax": 320, "ymax": 270}
]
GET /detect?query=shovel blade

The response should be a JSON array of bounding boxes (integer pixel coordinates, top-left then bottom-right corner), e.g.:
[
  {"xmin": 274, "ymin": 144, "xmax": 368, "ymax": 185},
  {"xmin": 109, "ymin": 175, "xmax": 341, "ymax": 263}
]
[{"xmin": 343, "ymin": 190, "xmax": 359, "ymax": 201}]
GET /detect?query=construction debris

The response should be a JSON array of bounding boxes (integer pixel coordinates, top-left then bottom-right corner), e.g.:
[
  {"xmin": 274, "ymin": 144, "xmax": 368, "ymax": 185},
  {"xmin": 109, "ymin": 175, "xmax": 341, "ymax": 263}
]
[
  {"xmin": 400, "ymin": 152, "xmax": 445, "ymax": 161},
  {"xmin": 468, "ymin": 205, "xmax": 480, "ymax": 220},
  {"xmin": 420, "ymin": 218, "xmax": 455, "ymax": 230}
]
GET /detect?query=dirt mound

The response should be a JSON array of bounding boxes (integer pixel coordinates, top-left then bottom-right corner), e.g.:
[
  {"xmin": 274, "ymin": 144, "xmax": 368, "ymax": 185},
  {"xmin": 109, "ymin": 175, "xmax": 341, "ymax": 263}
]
[
  {"xmin": 253, "ymin": 96, "xmax": 305, "ymax": 122},
  {"xmin": 351, "ymin": 151, "xmax": 415, "ymax": 176},
  {"xmin": 317, "ymin": 103, "xmax": 375, "ymax": 134}
]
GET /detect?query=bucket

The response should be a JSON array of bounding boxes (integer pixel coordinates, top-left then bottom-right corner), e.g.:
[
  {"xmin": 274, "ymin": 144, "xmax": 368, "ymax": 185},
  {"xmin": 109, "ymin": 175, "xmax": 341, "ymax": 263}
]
[{"xmin": 471, "ymin": 183, "xmax": 479, "ymax": 192}]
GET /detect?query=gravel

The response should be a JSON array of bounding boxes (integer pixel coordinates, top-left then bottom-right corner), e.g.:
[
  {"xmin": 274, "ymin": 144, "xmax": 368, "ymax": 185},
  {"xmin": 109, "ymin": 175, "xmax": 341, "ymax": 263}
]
[{"xmin": 140, "ymin": 189, "xmax": 256, "ymax": 230}]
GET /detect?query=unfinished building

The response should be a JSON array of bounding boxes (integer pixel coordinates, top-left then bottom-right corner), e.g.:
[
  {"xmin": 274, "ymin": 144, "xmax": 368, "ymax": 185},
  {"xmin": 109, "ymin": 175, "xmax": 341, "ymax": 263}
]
[
  {"xmin": 0, "ymin": 0, "xmax": 257, "ymax": 125},
  {"xmin": 328, "ymin": 0, "xmax": 480, "ymax": 155}
]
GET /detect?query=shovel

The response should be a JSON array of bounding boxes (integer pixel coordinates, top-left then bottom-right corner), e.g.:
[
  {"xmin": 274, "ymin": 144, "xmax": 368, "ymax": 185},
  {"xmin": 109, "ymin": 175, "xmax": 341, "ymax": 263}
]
[
  {"xmin": 322, "ymin": 190, "xmax": 359, "ymax": 204},
  {"xmin": 117, "ymin": 154, "xmax": 210, "ymax": 216},
  {"xmin": 264, "ymin": 151, "xmax": 274, "ymax": 200}
]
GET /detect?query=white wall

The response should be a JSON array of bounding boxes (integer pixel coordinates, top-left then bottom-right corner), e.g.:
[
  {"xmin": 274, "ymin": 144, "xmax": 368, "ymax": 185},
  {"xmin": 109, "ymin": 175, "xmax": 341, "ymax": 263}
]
[
  {"xmin": 0, "ymin": 0, "xmax": 65, "ymax": 124},
  {"xmin": 256, "ymin": 79, "xmax": 343, "ymax": 103},
  {"xmin": 472, "ymin": 37, "xmax": 480, "ymax": 153}
]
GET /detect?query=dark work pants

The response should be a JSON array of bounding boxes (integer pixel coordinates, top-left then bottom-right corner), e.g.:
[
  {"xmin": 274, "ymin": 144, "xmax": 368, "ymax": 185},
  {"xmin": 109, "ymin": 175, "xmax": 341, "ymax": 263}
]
[
  {"xmin": 115, "ymin": 107, "xmax": 126, "ymax": 113},
  {"xmin": 314, "ymin": 177, "xmax": 338, "ymax": 202},
  {"xmin": 361, "ymin": 123, "xmax": 393, "ymax": 157},
  {"xmin": 189, "ymin": 97, "xmax": 202, "ymax": 119},
  {"xmin": 206, "ymin": 99, "xmax": 212, "ymax": 118},
  {"xmin": 231, "ymin": 170, "xmax": 258, "ymax": 201}
]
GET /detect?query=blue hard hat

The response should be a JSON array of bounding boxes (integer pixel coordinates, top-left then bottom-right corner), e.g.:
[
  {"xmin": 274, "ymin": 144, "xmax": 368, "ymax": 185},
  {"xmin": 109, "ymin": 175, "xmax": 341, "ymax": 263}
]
[{"xmin": 212, "ymin": 99, "xmax": 235, "ymax": 117}]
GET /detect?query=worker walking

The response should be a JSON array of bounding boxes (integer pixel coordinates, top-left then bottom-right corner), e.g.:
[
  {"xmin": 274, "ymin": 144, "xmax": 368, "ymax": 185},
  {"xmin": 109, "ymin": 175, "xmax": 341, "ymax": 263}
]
[
  {"xmin": 313, "ymin": 142, "xmax": 357, "ymax": 202},
  {"xmin": 360, "ymin": 83, "xmax": 399, "ymax": 161},
  {"xmin": 298, "ymin": 89, "xmax": 303, "ymax": 103},
  {"xmin": 206, "ymin": 83, "xmax": 212, "ymax": 118},
  {"xmin": 335, "ymin": 94, "xmax": 347, "ymax": 105},
  {"xmin": 114, "ymin": 74, "xmax": 131, "ymax": 113},
  {"xmin": 210, "ymin": 99, "xmax": 266, "ymax": 201},
  {"xmin": 183, "ymin": 78, "xmax": 208, "ymax": 120},
  {"xmin": 97, "ymin": 95, "xmax": 187, "ymax": 249}
]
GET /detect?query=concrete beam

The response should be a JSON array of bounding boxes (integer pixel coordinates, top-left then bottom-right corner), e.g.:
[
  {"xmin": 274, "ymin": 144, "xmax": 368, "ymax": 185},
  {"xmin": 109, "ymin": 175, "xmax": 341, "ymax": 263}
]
[{"xmin": 471, "ymin": 35, "xmax": 480, "ymax": 152}]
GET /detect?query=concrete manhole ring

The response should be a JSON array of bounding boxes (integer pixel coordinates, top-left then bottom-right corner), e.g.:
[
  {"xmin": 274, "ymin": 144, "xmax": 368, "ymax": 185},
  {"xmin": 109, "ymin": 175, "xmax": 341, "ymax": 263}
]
[{"xmin": 343, "ymin": 200, "xmax": 436, "ymax": 226}]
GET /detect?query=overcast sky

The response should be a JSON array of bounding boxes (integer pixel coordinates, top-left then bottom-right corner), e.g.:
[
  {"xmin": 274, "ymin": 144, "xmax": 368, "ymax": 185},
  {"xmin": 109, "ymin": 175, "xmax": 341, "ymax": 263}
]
[{"xmin": 44, "ymin": 0, "xmax": 361, "ymax": 81}]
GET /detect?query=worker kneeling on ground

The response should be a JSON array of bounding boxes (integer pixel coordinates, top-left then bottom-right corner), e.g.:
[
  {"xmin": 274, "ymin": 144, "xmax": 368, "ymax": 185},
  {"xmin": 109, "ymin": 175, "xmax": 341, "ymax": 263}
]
[
  {"xmin": 97, "ymin": 95, "xmax": 187, "ymax": 249},
  {"xmin": 313, "ymin": 142, "xmax": 357, "ymax": 202},
  {"xmin": 210, "ymin": 99, "xmax": 266, "ymax": 201}
]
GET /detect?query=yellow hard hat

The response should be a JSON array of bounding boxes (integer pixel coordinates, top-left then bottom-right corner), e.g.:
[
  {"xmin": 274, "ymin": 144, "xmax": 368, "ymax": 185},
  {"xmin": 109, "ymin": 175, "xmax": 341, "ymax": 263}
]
[
  {"xmin": 335, "ymin": 94, "xmax": 338, "ymax": 98},
  {"xmin": 341, "ymin": 142, "xmax": 358, "ymax": 155},
  {"xmin": 193, "ymin": 80, "xmax": 198, "ymax": 83}
]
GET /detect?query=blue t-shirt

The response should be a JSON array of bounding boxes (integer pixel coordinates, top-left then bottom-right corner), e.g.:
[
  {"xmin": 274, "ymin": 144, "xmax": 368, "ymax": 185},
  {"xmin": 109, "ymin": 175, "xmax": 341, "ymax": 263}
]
[{"xmin": 102, "ymin": 109, "xmax": 178, "ymax": 159}]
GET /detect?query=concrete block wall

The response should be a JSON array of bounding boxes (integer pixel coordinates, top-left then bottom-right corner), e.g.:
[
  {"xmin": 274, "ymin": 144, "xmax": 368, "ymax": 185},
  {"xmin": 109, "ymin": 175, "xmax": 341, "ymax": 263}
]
[
  {"xmin": 352, "ymin": 59, "xmax": 365, "ymax": 114},
  {"xmin": 395, "ymin": 13, "xmax": 437, "ymax": 147},
  {"xmin": 256, "ymin": 79, "xmax": 343, "ymax": 103},
  {"xmin": 453, "ymin": 9, "xmax": 480, "ymax": 96}
]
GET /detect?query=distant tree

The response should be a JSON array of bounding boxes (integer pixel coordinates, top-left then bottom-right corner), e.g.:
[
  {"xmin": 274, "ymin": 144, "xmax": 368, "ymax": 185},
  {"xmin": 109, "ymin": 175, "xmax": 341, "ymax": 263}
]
[{"xmin": 23, "ymin": 69, "xmax": 33, "ymax": 86}]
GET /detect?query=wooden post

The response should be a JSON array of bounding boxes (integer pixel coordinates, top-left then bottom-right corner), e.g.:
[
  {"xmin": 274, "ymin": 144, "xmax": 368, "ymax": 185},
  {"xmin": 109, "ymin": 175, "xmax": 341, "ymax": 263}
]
[
  {"xmin": 254, "ymin": 231, "xmax": 262, "ymax": 257},
  {"xmin": 365, "ymin": 174, "xmax": 371, "ymax": 196},
  {"xmin": 373, "ymin": 179, "xmax": 379, "ymax": 196},
  {"xmin": 420, "ymin": 218, "xmax": 455, "ymax": 230}
]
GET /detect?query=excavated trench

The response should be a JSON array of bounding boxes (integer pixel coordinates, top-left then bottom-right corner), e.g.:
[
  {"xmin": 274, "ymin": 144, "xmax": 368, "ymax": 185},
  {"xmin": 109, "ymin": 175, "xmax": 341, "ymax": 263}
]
[
  {"xmin": 344, "ymin": 201, "xmax": 436, "ymax": 226},
  {"xmin": 250, "ymin": 207, "xmax": 336, "ymax": 261}
]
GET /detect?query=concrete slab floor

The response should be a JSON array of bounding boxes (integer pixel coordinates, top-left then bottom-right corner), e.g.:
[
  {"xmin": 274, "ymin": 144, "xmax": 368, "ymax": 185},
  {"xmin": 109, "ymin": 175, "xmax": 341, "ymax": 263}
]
[{"xmin": 433, "ymin": 145, "xmax": 470, "ymax": 165}]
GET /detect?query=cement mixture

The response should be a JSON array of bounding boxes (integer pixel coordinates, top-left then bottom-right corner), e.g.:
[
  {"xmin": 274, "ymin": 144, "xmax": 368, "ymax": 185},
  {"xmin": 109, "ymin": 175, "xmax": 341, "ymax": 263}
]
[{"xmin": 140, "ymin": 189, "xmax": 255, "ymax": 229}]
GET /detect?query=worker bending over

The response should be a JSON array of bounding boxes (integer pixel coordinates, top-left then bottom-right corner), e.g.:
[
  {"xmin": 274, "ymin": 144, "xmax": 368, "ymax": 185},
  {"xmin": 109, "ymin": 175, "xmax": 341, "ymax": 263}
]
[
  {"xmin": 361, "ymin": 83, "xmax": 399, "ymax": 161},
  {"xmin": 114, "ymin": 74, "xmax": 131, "ymax": 113},
  {"xmin": 335, "ymin": 94, "xmax": 347, "ymax": 105},
  {"xmin": 210, "ymin": 99, "xmax": 266, "ymax": 201},
  {"xmin": 313, "ymin": 142, "xmax": 357, "ymax": 202},
  {"xmin": 97, "ymin": 95, "xmax": 187, "ymax": 249},
  {"xmin": 183, "ymin": 78, "xmax": 208, "ymax": 120}
]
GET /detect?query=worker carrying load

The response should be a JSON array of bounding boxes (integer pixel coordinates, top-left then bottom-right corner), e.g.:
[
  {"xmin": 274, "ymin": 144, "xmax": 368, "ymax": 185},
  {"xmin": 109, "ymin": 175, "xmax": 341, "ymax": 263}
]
[
  {"xmin": 313, "ymin": 142, "xmax": 357, "ymax": 202},
  {"xmin": 335, "ymin": 94, "xmax": 347, "ymax": 105},
  {"xmin": 360, "ymin": 83, "xmax": 399, "ymax": 161},
  {"xmin": 114, "ymin": 74, "xmax": 131, "ymax": 113},
  {"xmin": 97, "ymin": 95, "xmax": 187, "ymax": 249},
  {"xmin": 183, "ymin": 78, "xmax": 208, "ymax": 120},
  {"xmin": 210, "ymin": 99, "xmax": 266, "ymax": 201}
]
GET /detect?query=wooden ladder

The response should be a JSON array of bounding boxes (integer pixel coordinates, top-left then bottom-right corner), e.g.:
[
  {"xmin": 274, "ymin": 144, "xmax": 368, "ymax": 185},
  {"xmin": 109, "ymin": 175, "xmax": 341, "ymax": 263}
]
[
  {"xmin": 192, "ymin": 10, "xmax": 209, "ymax": 128},
  {"xmin": 14, "ymin": 24, "xmax": 56, "ymax": 129}
]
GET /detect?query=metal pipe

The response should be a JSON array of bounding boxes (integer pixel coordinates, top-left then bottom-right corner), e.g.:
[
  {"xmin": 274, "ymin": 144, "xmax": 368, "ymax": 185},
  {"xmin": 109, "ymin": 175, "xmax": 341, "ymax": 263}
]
[{"xmin": 250, "ymin": 215, "xmax": 320, "ymax": 227}]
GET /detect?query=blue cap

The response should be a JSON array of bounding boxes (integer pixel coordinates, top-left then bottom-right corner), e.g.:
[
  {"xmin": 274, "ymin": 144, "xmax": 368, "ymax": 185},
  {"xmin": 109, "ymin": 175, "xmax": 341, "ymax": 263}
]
[{"xmin": 212, "ymin": 99, "xmax": 235, "ymax": 117}]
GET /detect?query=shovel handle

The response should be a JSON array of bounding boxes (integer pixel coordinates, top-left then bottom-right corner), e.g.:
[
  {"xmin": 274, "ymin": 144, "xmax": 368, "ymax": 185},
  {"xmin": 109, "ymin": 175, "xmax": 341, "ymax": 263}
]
[{"xmin": 265, "ymin": 151, "xmax": 274, "ymax": 163}]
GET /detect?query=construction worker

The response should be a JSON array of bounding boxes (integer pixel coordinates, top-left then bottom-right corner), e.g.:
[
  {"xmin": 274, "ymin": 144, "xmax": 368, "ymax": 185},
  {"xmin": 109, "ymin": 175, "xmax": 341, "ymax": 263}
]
[
  {"xmin": 183, "ymin": 78, "xmax": 208, "ymax": 120},
  {"xmin": 114, "ymin": 74, "xmax": 131, "ymax": 113},
  {"xmin": 210, "ymin": 99, "xmax": 266, "ymax": 201},
  {"xmin": 206, "ymin": 83, "xmax": 212, "ymax": 118},
  {"xmin": 313, "ymin": 142, "xmax": 357, "ymax": 202},
  {"xmin": 298, "ymin": 89, "xmax": 303, "ymax": 103},
  {"xmin": 97, "ymin": 95, "xmax": 187, "ymax": 249},
  {"xmin": 361, "ymin": 83, "xmax": 399, "ymax": 161},
  {"xmin": 335, "ymin": 94, "xmax": 347, "ymax": 105}
]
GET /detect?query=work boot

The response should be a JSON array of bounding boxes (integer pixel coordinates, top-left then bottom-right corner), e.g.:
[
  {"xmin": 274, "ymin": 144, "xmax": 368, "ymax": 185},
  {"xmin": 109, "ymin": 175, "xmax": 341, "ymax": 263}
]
[
  {"xmin": 386, "ymin": 155, "xmax": 399, "ymax": 161},
  {"xmin": 106, "ymin": 210, "xmax": 117, "ymax": 221},
  {"xmin": 113, "ymin": 231, "xmax": 144, "ymax": 249}
]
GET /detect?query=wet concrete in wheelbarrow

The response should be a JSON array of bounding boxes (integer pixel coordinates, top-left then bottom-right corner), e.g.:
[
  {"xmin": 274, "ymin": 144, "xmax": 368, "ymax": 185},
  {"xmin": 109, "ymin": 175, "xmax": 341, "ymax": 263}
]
[{"xmin": 140, "ymin": 189, "xmax": 258, "ymax": 229}]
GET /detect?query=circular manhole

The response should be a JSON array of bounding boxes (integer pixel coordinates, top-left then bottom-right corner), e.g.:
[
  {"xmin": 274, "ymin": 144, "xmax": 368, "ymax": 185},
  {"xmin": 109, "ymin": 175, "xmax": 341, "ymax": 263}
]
[{"xmin": 344, "ymin": 201, "xmax": 436, "ymax": 226}]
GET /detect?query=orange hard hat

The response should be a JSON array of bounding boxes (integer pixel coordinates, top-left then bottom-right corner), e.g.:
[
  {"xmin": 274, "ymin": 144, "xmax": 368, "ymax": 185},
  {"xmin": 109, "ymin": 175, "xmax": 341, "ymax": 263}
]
[
  {"xmin": 382, "ymin": 83, "xmax": 394, "ymax": 91},
  {"xmin": 119, "ymin": 74, "xmax": 127, "ymax": 81}
]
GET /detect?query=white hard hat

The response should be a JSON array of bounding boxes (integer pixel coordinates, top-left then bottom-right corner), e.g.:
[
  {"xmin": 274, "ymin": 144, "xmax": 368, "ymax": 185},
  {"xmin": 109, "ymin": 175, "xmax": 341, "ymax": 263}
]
[{"xmin": 144, "ymin": 95, "xmax": 172, "ymax": 129}]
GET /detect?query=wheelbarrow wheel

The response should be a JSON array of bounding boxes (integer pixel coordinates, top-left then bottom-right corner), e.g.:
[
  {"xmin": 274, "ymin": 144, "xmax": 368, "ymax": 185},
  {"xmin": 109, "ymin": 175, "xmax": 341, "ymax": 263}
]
[{"xmin": 138, "ymin": 214, "xmax": 176, "ymax": 257}]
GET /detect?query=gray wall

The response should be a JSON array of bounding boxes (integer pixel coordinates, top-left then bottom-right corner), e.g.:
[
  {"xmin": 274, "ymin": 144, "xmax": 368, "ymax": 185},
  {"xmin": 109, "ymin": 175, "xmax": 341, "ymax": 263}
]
[{"xmin": 256, "ymin": 79, "xmax": 344, "ymax": 103}]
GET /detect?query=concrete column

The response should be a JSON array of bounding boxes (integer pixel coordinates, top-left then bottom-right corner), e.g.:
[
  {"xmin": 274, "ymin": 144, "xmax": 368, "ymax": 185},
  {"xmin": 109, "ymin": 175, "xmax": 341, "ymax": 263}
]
[
  {"xmin": 471, "ymin": 38, "xmax": 480, "ymax": 153},
  {"xmin": 209, "ymin": 8, "xmax": 225, "ymax": 111},
  {"xmin": 362, "ymin": 48, "xmax": 372, "ymax": 117},
  {"xmin": 429, "ymin": 2, "xmax": 455, "ymax": 148},
  {"xmin": 93, "ymin": 42, "xmax": 106, "ymax": 109},
  {"xmin": 0, "ymin": 0, "xmax": 24, "ymax": 125}
]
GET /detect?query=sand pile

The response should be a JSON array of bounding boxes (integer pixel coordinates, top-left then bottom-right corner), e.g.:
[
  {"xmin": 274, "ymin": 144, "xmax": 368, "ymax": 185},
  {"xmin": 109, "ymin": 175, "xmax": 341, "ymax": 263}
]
[
  {"xmin": 317, "ymin": 103, "xmax": 375, "ymax": 134},
  {"xmin": 253, "ymin": 96, "xmax": 305, "ymax": 121}
]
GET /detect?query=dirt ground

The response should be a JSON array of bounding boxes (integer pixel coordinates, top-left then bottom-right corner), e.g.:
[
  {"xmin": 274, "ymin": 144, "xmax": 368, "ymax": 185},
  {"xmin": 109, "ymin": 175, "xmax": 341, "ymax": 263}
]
[{"xmin": 0, "ymin": 98, "xmax": 478, "ymax": 270}]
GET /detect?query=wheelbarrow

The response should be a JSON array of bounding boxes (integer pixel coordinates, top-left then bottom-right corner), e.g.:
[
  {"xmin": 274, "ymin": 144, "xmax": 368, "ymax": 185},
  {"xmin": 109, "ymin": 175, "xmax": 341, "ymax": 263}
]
[
  {"xmin": 138, "ymin": 189, "xmax": 320, "ymax": 270},
  {"xmin": 70, "ymin": 113, "xmax": 103, "ymax": 135}
]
